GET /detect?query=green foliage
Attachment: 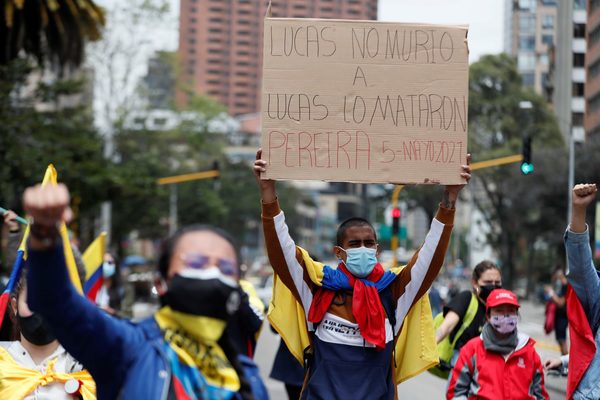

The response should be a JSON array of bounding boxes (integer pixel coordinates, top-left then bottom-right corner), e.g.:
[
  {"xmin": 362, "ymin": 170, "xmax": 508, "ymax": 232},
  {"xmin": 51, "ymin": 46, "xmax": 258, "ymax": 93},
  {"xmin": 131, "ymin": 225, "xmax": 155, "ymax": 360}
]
[
  {"xmin": 110, "ymin": 94, "xmax": 300, "ymax": 259},
  {"xmin": 0, "ymin": 59, "xmax": 109, "ymax": 239},
  {"xmin": 467, "ymin": 54, "xmax": 564, "ymax": 288},
  {"xmin": 469, "ymin": 54, "xmax": 563, "ymax": 155},
  {"xmin": 0, "ymin": 0, "xmax": 105, "ymax": 70}
]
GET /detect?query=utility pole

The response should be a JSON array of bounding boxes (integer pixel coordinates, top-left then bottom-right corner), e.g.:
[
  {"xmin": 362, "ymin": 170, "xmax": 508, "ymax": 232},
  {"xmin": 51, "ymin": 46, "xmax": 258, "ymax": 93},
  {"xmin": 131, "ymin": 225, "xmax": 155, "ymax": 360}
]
[
  {"xmin": 157, "ymin": 167, "xmax": 220, "ymax": 236},
  {"xmin": 390, "ymin": 185, "xmax": 404, "ymax": 267}
]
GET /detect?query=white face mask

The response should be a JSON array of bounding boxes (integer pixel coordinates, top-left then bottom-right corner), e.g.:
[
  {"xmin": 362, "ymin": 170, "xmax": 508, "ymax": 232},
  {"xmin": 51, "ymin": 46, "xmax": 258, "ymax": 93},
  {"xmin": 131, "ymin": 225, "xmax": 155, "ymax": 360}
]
[
  {"xmin": 102, "ymin": 262, "xmax": 116, "ymax": 278},
  {"xmin": 490, "ymin": 314, "xmax": 518, "ymax": 334}
]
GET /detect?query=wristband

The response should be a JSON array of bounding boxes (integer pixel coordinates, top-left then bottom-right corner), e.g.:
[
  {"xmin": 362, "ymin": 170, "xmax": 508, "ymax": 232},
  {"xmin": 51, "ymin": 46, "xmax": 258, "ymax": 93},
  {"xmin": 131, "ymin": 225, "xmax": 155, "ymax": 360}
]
[{"xmin": 28, "ymin": 221, "xmax": 60, "ymax": 247}]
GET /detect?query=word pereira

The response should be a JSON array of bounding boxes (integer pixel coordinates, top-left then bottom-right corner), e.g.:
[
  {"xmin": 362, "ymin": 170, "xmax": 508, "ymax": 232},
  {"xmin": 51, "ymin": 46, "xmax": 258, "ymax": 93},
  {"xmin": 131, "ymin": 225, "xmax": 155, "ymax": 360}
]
[{"xmin": 266, "ymin": 130, "xmax": 464, "ymax": 170}]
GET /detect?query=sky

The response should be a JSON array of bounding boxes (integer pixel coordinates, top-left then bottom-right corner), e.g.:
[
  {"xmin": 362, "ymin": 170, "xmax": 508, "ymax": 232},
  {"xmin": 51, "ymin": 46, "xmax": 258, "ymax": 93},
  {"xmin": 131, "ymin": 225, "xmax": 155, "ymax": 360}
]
[
  {"xmin": 378, "ymin": 0, "xmax": 505, "ymax": 63},
  {"xmin": 94, "ymin": 0, "xmax": 506, "ymax": 64},
  {"xmin": 116, "ymin": 0, "xmax": 506, "ymax": 61}
]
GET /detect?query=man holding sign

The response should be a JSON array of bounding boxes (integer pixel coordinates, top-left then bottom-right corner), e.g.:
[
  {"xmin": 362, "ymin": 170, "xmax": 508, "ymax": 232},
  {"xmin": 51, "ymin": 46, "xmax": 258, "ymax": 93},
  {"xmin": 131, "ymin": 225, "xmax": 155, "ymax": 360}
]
[
  {"xmin": 257, "ymin": 16, "xmax": 470, "ymax": 398},
  {"xmin": 254, "ymin": 148, "xmax": 470, "ymax": 399}
]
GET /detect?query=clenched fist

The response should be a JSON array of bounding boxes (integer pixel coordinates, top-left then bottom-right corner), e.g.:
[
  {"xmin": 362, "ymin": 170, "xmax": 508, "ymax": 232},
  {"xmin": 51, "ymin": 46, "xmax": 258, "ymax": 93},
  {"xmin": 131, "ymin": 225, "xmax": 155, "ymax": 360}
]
[
  {"xmin": 22, "ymin": 184, "xmax": 72, "ymax": 248},
  {"xmin": 572, "ymin": 183, "xmax": 597, "ymax": 209}
]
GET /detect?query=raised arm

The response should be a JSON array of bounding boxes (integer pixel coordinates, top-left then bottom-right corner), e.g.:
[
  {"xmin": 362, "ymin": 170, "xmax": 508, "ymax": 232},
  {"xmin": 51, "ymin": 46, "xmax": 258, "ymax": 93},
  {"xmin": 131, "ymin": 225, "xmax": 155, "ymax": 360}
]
[
  {"xmin": 565, "ymin": 183, "xmax": 600, "ymax": 327},
  {"xmin": 392, "ymin": 156, "xmax": 470, "ymax": 334},
  {"xmin": 23, "ymin": 184, "xmax": 143, "ymax": 390},
  {"xmin": 254, "ymin": 149, "xmax": 316, "ymax": 314},
  {"xmin": 2, "ymin": 210, "xmax": 24, "ymax": 273}
]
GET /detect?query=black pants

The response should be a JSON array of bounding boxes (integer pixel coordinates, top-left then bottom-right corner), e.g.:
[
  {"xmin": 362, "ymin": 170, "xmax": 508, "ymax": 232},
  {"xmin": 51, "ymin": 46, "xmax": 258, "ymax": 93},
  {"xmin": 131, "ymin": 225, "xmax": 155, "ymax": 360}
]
[{"xmin": 285, "ymin": 383, "xmax": 302, "ymax": 400}]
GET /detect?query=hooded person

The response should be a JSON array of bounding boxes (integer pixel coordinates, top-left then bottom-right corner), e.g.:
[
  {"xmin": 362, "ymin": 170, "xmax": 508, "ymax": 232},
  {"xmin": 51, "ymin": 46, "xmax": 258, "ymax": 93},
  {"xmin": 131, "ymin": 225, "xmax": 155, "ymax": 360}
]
[
  {"xmin": 253, "ymin": 149, "xmax": 471, "ymax": 399},
  {"xmin": 447, "ymin": 289, "xmax": 549, "ymax": 400},
  {"xmin": 21, "ymin": 182, "xmax": 258, "ymax": 399}
]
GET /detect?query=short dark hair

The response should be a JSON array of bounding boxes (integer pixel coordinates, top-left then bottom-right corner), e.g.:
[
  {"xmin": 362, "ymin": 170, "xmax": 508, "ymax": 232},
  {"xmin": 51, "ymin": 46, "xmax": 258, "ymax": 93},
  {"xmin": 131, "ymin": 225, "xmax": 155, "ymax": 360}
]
[
  {"xmin": 157, "ymin": 224, "xmax": 239, "ymax": 280},
  {"xmin": 336, "ymin": 217, "xmax": 376, "ymax": 247},
  {"xmin": 472, "ymin": 260, "xmax": 500, "ymax": 281}
]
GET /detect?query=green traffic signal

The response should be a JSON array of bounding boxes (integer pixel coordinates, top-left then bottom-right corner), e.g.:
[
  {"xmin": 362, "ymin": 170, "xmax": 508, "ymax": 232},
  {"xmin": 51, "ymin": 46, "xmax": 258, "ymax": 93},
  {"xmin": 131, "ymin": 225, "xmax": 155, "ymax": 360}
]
[{"xmin": 520, "ymin": 162, "xmax": 534, "ymax": 175}]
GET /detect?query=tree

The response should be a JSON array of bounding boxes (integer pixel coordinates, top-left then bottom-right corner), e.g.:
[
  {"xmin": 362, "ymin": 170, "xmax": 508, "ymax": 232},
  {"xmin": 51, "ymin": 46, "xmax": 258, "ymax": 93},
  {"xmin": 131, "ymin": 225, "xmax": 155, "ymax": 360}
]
[
  {"xmin": 468, "ymin": 54, "xmax": 564, "ymax": 289},
  {"xmin": 88, "ymin": 0, "xmax": 172, "ymax": 142},
  {"xmin": 110, "ymin": 91, "xmax": 303, "ymax": 262},
  {"xmin": 0, "ymin": 59, "xmax": 109, "ymax": 245},
  {"xmin": 0, "ymin": 0, "xmax": 105, "ymax": 70}
]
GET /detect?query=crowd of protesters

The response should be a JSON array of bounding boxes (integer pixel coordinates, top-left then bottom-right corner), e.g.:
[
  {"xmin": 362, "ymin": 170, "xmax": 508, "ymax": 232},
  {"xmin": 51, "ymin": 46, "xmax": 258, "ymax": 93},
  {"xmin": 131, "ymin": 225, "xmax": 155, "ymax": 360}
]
[{"xmin": 0, "ymin": 150, "xmax": 598, "ymax": 400}]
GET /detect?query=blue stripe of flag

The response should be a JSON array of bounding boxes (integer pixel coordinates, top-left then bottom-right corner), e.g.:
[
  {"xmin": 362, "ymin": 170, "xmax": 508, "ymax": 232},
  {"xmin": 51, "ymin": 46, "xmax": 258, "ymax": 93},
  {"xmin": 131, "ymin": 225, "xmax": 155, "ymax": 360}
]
[
  {"xmin": 83, "ymin": 266, "xmax": 103, "ymax": 295},
  {"xmin": 3, "ymin": 250, "xmax": 25, "ymax": 295}
]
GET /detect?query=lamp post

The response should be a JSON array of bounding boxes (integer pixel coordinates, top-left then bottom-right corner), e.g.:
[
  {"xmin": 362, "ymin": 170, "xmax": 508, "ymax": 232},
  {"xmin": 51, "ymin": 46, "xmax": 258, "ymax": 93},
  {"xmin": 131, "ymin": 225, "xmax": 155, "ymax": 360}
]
[{"xmin": 567, "ymin": 126, "xmax": 575, "ymax": 228}]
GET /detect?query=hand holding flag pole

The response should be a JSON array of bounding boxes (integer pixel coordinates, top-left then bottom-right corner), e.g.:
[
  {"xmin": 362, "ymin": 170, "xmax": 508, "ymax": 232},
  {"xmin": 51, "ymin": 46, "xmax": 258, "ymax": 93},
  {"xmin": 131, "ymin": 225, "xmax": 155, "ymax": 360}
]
[
  {"xmin": 0, "ymin": 207, "xmax": 28, "ymax": 225},
  {"xmin": 0, "ymin": 165, "xmax": 84, "ymax": 330}
]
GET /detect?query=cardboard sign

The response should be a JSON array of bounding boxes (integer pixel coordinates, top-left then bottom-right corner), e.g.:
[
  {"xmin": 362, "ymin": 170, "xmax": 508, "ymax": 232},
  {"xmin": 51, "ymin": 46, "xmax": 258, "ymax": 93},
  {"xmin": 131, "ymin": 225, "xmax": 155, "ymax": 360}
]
[{"xmin": 260, "ymin": 18, "xmax": 469, "ymax": 184}]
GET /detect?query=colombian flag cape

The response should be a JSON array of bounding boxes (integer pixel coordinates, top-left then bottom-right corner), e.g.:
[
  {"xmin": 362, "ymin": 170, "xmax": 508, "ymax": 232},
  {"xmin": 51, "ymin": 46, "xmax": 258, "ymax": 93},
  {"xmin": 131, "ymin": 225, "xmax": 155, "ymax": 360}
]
[
  {"xmin": 566, "ymin": 284, "xmax": 596, "ymax": 399},
  {"xmin": 0, "ymin": 347, "xmax": 96, "ymax": 399},
  {"xmin": 267, "ymin": 247, "xmax": 438, "ymax": 384},
  {"xmin": 154, "ymin": 307, "xmax": 240, "ymax": 400},
  {"xmin": 0, "ymin": 165, "xmax": 83, "ymax": 328}
]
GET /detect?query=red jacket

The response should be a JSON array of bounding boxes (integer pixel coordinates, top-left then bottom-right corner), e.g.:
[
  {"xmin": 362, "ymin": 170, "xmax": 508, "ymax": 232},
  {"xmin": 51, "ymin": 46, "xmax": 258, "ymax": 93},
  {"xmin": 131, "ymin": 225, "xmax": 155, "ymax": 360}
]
[{"xmin": 447, "ymin": 332, "xmax": 549, "ymax": 400}]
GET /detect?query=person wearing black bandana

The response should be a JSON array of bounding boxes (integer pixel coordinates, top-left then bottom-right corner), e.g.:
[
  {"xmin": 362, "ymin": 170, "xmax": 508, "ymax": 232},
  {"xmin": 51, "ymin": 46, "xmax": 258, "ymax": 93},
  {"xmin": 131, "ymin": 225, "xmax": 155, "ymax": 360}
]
[
  {"xmin": 435, "ymin": 260, "xmax": 502, "ymax": 370},
  {"xmin": 21, "ymin": 182, "xmax": 266, "ymax": 399},
  {"xmin": 0, "ymin": 270, "xmax": 94, "ymax": 399}
]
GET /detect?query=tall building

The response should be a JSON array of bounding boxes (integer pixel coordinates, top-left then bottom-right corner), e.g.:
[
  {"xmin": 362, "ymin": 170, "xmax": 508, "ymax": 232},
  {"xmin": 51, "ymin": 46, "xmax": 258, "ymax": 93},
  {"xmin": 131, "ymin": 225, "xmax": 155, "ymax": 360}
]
[
  {"xmin": 586, "ymin": 0, "xmax": 600, "ymax": 138},
  {"xmin": 553, "ymin": 0, "xmax": 587, "ymax": 142},
  {"xmin": 177, "ymin": 0, "xmax": 378, "ymax": 116},
  {"xmin": 504, "ymin": 0, "xmax": 557, "ymax": 96},
  {"xmin": 144, "ymin": 51, "xmax": 176, "ymax": 109},
  {"xmin": 505, "ymin": 0, "xmax": 586, "ymax": 142}
]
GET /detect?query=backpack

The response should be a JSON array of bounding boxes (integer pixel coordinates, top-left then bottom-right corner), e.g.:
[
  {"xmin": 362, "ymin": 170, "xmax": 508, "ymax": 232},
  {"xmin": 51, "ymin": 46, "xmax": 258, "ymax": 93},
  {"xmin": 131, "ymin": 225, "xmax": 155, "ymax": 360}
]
[{"xmin": 428, "ymin": 292, "xmax": 478, "ymax": 379}]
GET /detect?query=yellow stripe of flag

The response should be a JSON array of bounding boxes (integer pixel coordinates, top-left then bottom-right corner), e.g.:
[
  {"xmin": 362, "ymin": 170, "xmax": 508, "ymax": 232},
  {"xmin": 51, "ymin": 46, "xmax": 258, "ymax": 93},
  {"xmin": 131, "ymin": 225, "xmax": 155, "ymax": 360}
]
[
  {"xmin": 82, "ymin": 232, "xmax": 106, "ymax": 281},
  {"xmin": 20, "ymin": 165, "xmax": 83, "ymax": 294}
]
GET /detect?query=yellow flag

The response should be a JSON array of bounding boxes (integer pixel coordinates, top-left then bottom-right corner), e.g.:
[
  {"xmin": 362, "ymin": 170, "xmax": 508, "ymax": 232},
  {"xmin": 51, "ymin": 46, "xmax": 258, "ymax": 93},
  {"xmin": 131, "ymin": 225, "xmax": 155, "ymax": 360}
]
[
  {"xmin": 31, "ymin": 165, "xmax": 84, "ymax": 294},
  {"xmin": 82, "ymin": 232, "xmax": 106, "ymax": 282}
]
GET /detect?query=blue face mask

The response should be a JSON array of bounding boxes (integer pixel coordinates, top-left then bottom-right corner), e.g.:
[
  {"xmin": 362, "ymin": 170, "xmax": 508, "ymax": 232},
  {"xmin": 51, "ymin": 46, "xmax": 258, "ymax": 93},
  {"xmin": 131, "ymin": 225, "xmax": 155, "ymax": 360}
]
[
  {"xmin": 341, "ymin": 246, "xmax": 378, "ymax": 278},
  {"xmin": 102, "ymin": 261, "xmax": 116, "ymax": 278}
]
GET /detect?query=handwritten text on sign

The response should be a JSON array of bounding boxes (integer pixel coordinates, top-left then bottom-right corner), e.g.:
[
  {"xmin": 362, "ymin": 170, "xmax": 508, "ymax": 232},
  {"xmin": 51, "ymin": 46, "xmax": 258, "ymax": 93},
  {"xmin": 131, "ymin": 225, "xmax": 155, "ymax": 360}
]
[{"xmin": 260, "ymin": 19, "xmax": 469, "ymax": 185}]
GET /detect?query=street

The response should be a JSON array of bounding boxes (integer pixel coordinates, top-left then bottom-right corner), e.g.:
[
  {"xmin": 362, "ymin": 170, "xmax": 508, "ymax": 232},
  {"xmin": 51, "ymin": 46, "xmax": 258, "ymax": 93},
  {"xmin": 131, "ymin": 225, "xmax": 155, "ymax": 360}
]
[{"xmin": 254, "ymin": 300, "xmax": 567, "ymax": 399}]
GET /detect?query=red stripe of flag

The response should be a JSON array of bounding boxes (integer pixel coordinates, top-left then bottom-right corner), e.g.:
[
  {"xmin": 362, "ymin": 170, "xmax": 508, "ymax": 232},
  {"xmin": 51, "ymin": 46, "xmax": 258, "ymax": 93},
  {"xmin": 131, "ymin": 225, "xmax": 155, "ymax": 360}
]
[
  {"xmin": 0, "ymin": 250, "xmax": 25, "ymax": 328},
  {"xmin": 83, "ymin": 267, "xmax": 103, "ymax": 302},
  {"xmin": 567, "ymin": 284, "xmax": 596, "ymax": 399},
  {"xmin": 172, "ymin": 376, "xmax": 193, "ymax": 400}
]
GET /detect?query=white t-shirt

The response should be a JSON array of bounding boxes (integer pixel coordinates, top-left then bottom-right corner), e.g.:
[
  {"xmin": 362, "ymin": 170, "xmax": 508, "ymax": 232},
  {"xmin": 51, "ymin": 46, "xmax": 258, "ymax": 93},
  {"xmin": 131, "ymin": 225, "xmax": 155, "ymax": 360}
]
[{"xmin": 0, "ymin": 341, "xmax": 84, "ymax": 399}]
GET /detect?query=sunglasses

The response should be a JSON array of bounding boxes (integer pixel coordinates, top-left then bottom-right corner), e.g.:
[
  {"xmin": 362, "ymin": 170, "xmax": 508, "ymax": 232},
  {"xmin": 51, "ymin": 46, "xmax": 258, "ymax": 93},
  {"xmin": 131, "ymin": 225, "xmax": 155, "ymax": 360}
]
[{"xmin": 181, "ymin": 253, "xmax": 238, "ymax": 277}]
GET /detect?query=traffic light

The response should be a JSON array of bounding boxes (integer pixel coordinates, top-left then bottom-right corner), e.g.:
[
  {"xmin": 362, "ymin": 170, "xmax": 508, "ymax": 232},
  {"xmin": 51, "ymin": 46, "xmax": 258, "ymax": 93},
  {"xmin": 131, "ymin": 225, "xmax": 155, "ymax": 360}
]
[
  {"xmin": 212, "ymin": 160, "xmax": 220, "ymax": 190},
  {"xmin": 520, "ymin": 136, "xmax": 534, "ymax": 175},
  {"xmin": 392, "ymin": 207, "xmax": 401, "ymax": 236}
]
